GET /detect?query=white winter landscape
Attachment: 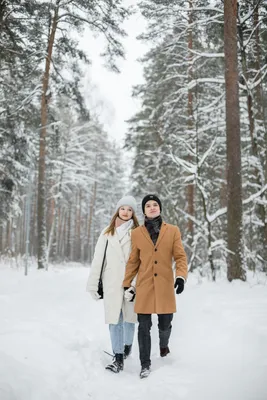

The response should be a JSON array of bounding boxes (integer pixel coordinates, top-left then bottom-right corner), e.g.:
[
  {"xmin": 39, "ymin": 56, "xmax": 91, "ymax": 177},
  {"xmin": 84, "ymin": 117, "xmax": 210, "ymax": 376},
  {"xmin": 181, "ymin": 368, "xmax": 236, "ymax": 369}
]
[{"xmin": 0, "ymin": 262, "xmax": 267, "ymax": 400}]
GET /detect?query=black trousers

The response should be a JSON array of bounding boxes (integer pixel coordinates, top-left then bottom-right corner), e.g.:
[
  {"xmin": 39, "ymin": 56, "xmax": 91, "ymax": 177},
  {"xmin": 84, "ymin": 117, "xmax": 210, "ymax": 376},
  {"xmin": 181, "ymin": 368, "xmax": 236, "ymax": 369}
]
[{"xmin": 137, "ymin": 313, "xmax": 173, "ymax": 368}]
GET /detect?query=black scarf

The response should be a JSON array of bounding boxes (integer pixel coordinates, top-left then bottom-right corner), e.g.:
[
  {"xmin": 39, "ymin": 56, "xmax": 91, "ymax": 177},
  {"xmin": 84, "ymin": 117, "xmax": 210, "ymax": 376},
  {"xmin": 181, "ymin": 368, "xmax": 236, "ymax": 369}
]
[{"xmin": 145, "ymin": 215, "xmax": 163, "ymax": 245}]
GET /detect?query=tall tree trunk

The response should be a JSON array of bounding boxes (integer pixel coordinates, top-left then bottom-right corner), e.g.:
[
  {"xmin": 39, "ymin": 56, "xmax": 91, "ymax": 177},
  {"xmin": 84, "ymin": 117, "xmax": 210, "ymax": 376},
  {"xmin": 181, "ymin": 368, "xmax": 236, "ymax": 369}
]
[
  {"xmin": 74, "ymin": 190, "xmax": 82, "ymax": 261},
  {"xmin": 37, "ymin": 4, "xmax": 58, "ymax": 269},
  {"xmin": 0, "ymin": 1, "xmax": 7, "ymax": 33},
  {"xmin": 61, "ymin": 208, "xmax": 67, "ymax": 259},
  {"xmin": 85, "ymin": 181, "xmax": 97, "ymax": 263},
  {"xmin": 253, "ymin": 1, "xmax": 267, "ymax": 269},
  {"xmin": 47, "ymin": 189, "xmax": 55, "ymax": 246},
  {"xmin": 53, "ymin": 205, "xmax": 60, "ymax": 259},
  {"xmin": 46, "ymin": 186, "xmax": 57, "ymax": 264},
  {"xmin": 224, "ymin": 0, "xmax": 246, "ymax": 281},
  {"xmin": 0, "ymin": 223, "xmax": 3, "ymax": 254},
  {"xmin": 6, "ymin": 217, "xmax": 12, "ymax": 252},
  {"xmin": 66, "ymin": 203, "xmax": 72, "ymax": 260},
  {"xmin": 15, "ymin": 216, "xmax": 20, "ymax": 257},
  {"xmin": 253, "ymin": 1, "xmax": 264, "ymax": 124},
  {"xmin": 30, "ymin": 180, "xmax": 38, "ymax": 257},
  {"xmin": 20, "ymin": 204, "xmax": 26, "ymax": 255},
  {"xmin": 58, "ymin": 206, "xmax": 65, "ymax": 259},
  {"xmin": 186, "ymin": 0, "xmax": 195, "ymax": 245}
]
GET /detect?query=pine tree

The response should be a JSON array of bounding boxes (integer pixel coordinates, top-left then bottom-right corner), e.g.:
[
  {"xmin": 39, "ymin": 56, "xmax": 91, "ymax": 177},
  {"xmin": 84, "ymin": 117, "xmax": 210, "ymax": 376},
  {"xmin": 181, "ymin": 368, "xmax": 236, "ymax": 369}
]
[
  {"xmin": 224, "ymin": 0, "xmax": 246, "ymax": 281},
  {"xmin": 36, "ymin": 0, "xmax": 131, "ymax": 268},
  {"xmin": 126, "ymin": 0, "xmax": 228, "ymax": 276},
  {"xmin": 0, "ymin": 0, "xmax": 43, "ymax": 254}
]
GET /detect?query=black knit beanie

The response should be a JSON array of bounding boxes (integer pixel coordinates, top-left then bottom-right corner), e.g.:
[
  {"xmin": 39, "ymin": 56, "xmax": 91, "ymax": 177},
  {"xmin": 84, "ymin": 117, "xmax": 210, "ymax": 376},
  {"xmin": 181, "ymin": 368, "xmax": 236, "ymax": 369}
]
[{"xmin": 142, "ymin": 194, "xmax": 162, "ymax": 214}]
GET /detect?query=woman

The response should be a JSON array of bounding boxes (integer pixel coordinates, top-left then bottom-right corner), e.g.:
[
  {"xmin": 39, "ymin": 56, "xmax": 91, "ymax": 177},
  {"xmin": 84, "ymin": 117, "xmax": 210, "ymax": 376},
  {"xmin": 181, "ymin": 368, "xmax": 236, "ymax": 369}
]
[
  {"xmin": 123, "ymin": 194, "xmax": 188, "ymax": 379},
  {"xmin": 86, "ymin": 195, "xmax": 139, "ymax": 373}
]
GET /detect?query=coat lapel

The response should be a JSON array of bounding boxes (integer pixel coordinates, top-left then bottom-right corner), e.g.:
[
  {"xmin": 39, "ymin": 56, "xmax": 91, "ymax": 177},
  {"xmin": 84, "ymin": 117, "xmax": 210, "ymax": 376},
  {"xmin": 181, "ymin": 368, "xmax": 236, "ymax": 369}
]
[
  {"xmin": 108, "ymin": 234, "xmax": 125, "ymax": 261},
  {"xmin": 120, "ymin": 231, "xmax": 131, "ymax": 247},
  {"xmin": 140, "ymin": 226, "xmax": 154, "ymax": 247},
  {"xmin": 155, "ymin": 222, "xmax": 168, "ymax": 247},
  {"xmin": 141, "ymin": 222, "xmax": 168, "ymax": 247}
]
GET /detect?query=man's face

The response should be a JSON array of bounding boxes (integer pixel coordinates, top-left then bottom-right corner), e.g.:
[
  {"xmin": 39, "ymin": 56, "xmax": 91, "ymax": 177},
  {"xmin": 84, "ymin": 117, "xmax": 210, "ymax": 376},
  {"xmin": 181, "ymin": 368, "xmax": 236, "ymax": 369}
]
[{"xmin": 144, "ymin": 200, "xmax": 160, "ymax": 218}]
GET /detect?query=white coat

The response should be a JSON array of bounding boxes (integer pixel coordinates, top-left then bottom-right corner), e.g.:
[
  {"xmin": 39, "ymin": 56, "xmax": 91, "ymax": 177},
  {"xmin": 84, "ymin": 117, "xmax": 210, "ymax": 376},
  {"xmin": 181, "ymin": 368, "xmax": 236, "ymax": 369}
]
[{"xmin": 86, "ymin": 226, "xmax": 137, "ymax": 325}]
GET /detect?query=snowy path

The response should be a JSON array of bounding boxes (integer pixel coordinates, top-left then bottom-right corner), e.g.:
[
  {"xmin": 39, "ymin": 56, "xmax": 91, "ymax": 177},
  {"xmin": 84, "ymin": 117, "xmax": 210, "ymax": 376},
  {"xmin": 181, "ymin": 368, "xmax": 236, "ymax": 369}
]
[{"xmin": 0, "ymin": 264, "xmax": 267, "ymax": 400}]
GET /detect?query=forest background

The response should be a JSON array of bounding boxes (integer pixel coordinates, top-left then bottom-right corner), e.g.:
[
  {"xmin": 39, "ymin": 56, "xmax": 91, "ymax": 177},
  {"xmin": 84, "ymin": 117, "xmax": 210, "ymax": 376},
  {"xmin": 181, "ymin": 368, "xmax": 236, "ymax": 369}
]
[{"xmin": 1, "ymin": 0, "xmax": 267, "ymax": 282}]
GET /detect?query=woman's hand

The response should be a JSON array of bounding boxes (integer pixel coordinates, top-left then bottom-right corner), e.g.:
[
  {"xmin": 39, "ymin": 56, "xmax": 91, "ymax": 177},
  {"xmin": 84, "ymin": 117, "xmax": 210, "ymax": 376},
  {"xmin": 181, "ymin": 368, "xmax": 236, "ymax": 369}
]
[
  {"xmin": 89, "ymin": 290, "xmax": 101, "ymax": 301},
  {"xmin": 124, "ymin": 286, "xmax": 136, "ymax": 302}
]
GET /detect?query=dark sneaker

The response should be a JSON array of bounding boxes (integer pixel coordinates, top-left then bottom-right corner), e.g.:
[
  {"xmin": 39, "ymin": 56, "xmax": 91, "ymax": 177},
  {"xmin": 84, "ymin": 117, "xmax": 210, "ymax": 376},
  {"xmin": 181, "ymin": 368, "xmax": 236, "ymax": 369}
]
[
  {"xmin": 105, "ymin": 353, "xmax": 124, "ymax": 373},
  {"xmin": 160, "ymin": 346, "xmax": 170, "ymax": 357},
  {"xmin": 140, "ymin": 366, "xmax": 151, "ymax": 379},
  {"xmin": 124, "ymin": 344, "xmax": 132, "ymax": 359}
]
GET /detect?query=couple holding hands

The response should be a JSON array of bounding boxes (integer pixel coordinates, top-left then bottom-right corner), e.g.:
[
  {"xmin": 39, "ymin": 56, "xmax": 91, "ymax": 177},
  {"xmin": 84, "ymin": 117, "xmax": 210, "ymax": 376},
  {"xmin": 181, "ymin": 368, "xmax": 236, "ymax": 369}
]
[{"xmin": 86, "ymin": 194, "xmax": 188, "ymax": 379}]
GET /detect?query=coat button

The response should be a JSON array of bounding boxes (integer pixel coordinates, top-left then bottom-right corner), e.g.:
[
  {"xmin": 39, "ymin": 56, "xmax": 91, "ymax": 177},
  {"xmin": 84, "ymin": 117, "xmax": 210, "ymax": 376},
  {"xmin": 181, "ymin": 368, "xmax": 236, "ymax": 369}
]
[
  {"xmin": 154, "ymin": 273, "xmax": 157, "ymax": 277},
  {"xmin": 155, "ymin": 261, "xmax": 158, "ymax": 264}
]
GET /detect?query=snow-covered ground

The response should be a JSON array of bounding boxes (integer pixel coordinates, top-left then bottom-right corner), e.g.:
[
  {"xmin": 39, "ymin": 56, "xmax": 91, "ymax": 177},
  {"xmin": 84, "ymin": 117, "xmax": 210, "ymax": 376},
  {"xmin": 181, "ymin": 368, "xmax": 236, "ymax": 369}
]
[{"xmin": 0, "ymin": 262, "xmax": 267, "ymax": 400}]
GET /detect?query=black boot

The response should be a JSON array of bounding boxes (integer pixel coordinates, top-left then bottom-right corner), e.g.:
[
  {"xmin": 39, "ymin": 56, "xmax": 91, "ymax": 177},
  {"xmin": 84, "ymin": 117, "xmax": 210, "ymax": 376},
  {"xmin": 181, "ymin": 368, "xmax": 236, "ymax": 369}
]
[
  {"xmin": 160, "ymin": 346, "xmax": 170, "ymax": 357},
  {"xmin": 124, "ymin": 344, "xmax": 132, "ymax": 359},
  {"xmin": 140, "ymin": 366, "xmax": 151, "ymax": 379},
  {"xmin": 105, "ymin": 353, "xmax": 124, "ymax": 373}
]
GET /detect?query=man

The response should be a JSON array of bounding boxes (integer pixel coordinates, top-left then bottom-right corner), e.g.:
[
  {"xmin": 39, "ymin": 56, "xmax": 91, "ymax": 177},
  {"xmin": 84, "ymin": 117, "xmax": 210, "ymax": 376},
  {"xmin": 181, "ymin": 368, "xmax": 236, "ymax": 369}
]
[{"xmin": 123, "ymin": 194, "xmax": 188, "ymax": 379}]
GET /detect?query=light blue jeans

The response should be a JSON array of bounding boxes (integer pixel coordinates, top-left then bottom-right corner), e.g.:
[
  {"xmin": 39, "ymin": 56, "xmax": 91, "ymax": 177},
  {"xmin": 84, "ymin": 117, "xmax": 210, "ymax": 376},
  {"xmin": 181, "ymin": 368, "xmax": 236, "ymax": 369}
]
[{"xmin": 109, "ymin": 311, "xmax": 135, "ymax": 354}]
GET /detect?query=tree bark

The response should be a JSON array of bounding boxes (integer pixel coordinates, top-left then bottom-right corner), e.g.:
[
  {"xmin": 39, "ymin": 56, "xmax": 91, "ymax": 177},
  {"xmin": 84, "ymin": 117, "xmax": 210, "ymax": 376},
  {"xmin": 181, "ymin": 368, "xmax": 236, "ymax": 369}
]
[
  {"xmin": 37, "ymin": 4, "xmax": 59, "ymax": 268},
  {"xmin": 224, "ymin": 0, "xmax": 246, "ymax": 281}
]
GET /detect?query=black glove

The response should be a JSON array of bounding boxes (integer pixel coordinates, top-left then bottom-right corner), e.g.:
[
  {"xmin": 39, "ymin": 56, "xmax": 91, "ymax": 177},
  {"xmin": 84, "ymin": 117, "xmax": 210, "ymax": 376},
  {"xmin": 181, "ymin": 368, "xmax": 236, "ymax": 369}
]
[{"xmin": 174, "ymin": 277, "xmax": 184, "ymax": 294}]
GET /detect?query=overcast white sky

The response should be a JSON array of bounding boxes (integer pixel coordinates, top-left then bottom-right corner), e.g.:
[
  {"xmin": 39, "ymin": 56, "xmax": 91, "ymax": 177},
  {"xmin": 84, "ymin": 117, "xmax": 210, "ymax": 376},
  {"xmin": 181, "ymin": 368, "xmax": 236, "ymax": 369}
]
[{"xmin": 80, "ymin": 1, "xmax": 148, "ymax": 144}]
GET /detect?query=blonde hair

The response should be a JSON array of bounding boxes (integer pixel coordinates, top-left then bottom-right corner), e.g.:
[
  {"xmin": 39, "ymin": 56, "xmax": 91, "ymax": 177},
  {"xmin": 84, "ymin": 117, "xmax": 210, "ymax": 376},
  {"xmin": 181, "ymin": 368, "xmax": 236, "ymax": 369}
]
[{"xmin": 104, "ymin": 210, "xmax": 139, "ymax": 236}]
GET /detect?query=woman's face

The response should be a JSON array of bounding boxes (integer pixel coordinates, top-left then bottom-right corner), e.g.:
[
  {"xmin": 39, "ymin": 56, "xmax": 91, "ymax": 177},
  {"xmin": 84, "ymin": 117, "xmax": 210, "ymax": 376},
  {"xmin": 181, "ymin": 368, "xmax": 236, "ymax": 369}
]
[
  {"xmin": 144, "ymin": 200, "xmax": 160, "ymax": 218},
  {"xmin": 118, "ymin": 206, "xmax": 133, "ymax": 221}
]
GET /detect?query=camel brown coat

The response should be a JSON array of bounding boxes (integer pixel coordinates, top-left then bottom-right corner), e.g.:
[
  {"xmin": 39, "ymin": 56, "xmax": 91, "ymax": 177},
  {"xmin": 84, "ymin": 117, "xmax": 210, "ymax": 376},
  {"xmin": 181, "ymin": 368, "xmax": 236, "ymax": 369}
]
[{"xmin": 123, "ymin": 222, "xmax": 188, "ymax": 314}]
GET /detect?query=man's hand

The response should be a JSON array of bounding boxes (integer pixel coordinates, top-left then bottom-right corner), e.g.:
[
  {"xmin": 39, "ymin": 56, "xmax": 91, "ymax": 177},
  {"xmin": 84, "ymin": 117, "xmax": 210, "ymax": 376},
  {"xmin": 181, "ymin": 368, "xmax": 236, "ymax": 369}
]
[{"xmin": 174, "ymin": 277, "xmax": 185, "ymax": 294}]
